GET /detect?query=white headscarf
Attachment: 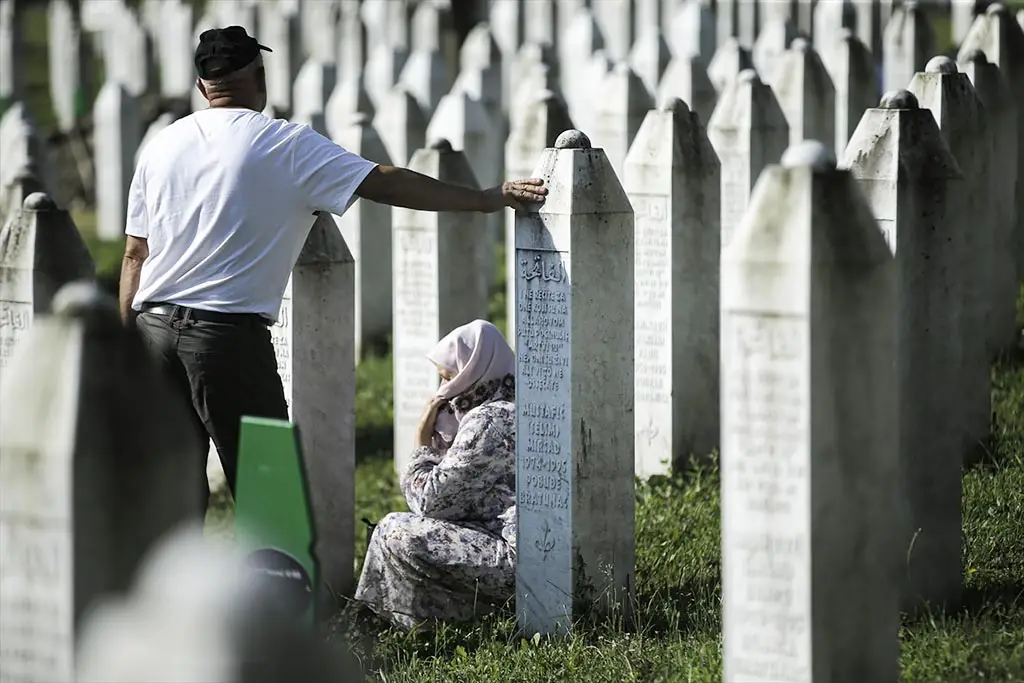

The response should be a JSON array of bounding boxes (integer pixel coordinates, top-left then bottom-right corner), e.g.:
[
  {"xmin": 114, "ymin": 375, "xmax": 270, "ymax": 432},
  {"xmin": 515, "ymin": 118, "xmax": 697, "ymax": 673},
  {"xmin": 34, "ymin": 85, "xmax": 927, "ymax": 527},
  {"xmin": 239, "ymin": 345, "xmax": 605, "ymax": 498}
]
[{"xmin": 426, "ymin": 319, "xmax": 515, "ymax": 445}]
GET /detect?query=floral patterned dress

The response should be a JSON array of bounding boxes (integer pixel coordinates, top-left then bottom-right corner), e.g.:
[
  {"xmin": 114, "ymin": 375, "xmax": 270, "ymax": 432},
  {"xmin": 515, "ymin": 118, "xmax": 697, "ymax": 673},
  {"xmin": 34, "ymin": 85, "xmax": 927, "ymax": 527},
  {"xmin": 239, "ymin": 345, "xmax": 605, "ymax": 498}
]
[{"xmin": 354, "ymin": 375, "xmax": 517, "ymax": 630}]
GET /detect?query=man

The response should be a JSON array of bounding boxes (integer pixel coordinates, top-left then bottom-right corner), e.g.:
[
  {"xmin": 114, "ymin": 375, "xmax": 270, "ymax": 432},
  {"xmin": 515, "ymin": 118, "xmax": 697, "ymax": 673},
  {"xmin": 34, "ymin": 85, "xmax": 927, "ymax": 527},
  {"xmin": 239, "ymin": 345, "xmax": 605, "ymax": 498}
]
[{"xmin": 119, "ymin": 26, "xmax": 547, "ymax": 504}]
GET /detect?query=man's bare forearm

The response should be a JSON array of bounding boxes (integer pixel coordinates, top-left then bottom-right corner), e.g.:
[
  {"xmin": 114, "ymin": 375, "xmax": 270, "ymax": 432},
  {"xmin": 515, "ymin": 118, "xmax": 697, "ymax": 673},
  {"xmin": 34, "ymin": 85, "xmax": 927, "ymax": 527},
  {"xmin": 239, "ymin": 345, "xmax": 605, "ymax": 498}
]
[
  {"xmin": 357, "ymin": 166, "xmax": 486, "ymax": 211},
  {"xmin": 118, "ymin": 256, "xmax": 144, "ymax": 326}
]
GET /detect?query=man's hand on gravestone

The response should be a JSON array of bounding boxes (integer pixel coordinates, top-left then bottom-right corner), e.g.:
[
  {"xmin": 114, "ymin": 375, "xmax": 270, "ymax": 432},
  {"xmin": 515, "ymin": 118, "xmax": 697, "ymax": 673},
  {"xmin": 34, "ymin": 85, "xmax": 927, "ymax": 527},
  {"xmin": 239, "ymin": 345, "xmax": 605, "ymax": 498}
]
[{"xmin": 480, "ymin": 178, "xmax": 548, "ymax": 213}]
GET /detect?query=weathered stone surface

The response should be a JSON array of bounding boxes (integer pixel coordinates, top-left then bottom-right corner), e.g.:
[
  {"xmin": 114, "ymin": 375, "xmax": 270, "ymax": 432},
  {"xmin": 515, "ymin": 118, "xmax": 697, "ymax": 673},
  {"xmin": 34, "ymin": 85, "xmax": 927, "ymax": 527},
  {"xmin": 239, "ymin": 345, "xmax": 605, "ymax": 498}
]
[
  {"xmin": 514, "ymin": 129, "xmax": 635, "ymax": 636},
  {"xmin": 721, "ymin": 139, "xmax": 900, "ymax": 683},
  {"xmin": 843, "ymin": 90, "xmax": 966, "ymax": 612},
  {"xmin": 624, "ymin": 100, "xmax": 720, "ymax": 478}
]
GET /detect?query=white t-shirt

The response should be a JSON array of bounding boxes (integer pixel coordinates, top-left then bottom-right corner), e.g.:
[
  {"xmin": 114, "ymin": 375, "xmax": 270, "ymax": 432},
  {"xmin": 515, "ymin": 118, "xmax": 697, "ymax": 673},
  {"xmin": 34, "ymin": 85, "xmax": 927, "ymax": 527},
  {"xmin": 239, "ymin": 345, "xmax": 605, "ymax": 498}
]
[{"xmin": 127, "ymin": 107, "xmax": 378, "ymax": 321}]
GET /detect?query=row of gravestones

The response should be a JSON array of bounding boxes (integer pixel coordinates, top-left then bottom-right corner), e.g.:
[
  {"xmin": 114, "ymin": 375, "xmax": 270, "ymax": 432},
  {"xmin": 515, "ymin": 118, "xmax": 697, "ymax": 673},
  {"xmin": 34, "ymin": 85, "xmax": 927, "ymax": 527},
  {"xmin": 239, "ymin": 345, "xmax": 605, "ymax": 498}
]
[
  {"xmin": 4, "ymin": 0, "xmax": 1020, "ymax": 365},
  {"xmin": 0, "ymin": 83, "xmax": 1015, "ymax": 679}
]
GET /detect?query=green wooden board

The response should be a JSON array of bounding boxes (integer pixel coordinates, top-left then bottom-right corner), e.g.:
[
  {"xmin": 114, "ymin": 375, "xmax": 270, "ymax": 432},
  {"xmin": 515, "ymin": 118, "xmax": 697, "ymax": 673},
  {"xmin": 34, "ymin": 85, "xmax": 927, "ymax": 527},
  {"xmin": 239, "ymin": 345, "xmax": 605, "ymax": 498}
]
[{"xmin": 234, "ymin": 417, "xmax": 320, "ymax": 623}]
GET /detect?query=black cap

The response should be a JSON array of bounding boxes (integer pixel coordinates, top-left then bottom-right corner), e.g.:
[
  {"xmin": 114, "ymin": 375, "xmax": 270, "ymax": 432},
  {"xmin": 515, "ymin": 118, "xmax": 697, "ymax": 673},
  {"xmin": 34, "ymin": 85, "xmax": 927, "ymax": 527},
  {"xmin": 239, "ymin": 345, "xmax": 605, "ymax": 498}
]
[{"xmin": 194, "ymin": 26, "xmax": 272, "ymax": 79}]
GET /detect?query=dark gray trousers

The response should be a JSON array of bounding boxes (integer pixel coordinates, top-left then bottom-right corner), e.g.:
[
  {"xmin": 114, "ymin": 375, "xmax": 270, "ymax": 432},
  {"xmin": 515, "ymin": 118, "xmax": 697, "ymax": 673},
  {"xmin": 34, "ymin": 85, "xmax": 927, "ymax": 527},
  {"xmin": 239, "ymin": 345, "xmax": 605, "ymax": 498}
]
[{"xmin": 136, "ymin": 306, "xmax": 289, "ymax": 505}]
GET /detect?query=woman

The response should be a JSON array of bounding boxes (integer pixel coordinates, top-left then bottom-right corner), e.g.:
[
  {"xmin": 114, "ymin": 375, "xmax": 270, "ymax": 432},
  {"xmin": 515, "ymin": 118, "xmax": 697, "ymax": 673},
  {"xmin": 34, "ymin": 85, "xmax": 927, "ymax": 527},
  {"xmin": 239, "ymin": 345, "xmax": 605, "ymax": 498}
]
[{"xmin": 353, "ymin": 320, "xmax": 517, "ymax": 630}]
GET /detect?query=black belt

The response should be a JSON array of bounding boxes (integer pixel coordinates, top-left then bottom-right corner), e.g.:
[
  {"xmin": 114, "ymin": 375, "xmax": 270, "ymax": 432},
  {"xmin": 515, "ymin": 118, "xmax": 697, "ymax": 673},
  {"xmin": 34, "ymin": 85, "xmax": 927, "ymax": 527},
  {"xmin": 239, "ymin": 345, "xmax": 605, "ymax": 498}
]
[{"xmin": 140, "ymin": 302, "xmax": 273, "ymax": 327}]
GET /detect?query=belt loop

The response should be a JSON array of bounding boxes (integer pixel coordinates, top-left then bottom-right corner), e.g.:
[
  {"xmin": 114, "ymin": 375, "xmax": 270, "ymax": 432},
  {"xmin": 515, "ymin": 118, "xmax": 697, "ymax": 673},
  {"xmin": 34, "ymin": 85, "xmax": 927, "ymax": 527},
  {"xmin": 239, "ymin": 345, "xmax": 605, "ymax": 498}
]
[{"xmin": 181, "ymin": 307, "xmax": 193, "ymax": 327}]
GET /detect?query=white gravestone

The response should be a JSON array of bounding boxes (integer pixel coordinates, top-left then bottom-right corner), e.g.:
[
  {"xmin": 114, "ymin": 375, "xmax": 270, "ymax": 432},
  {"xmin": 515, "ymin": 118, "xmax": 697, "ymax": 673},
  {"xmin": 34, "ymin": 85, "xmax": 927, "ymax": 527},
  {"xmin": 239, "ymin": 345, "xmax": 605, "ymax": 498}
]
[
  {"xmin": 292, "ymin": 60, "xmax": 337, "ymax": 135},
  {"xmin": 670, "ymin": 0, "xmax": 716, "ymax": 59},
  {"xmin": 270, "ymin": 213, "xmax": 357, "ymax": 597},
  {"xmin": 0, "ymin": 193, "xmax": 94, "ymax": 384},
  {"xmin": 157, "ymin": 0, "xmax": 194, "ymax": 100},
  {"xmin": 958, "ymin": 4, "xmax": 1024, "ymax": 329},
  {"xmin": 259, "ymin": 0, "xmax": 302, "ymax": 116},
  {"xmin": 590, "ymin": 62, "xmax": 653, "ymax": 178},
  {"xmin": 329, "ymin": 112, "xmax": 394, "ymax": 360},
  {"xmin": 48, "ymin": 0, "xmax": 92, "ymax": 133},
  {"xmin": 515, "ymin": 129, "xmax": 635, "ymax": 636},
  {"xmin": 721, "ymin": 140, "xmax": 900, "ymax": 683},
  {"xmin": 628, "ymin": 27, "xmax": 673, "ymax": 99},
  {"xmin": 768, "ymin": 38, "xmax": 837, "ymax": 148},
  {"xmin": 624, "ymin": 99, "xmax": 721, "ymax": 478},
  {"xmin": 708, "ymin": 37, "xmax": 755, "ymax": 95},
  {"xmin": 958, "ymin": 49, "xmax": 1020, "ymax": 356},
  {"xmin": 843, "ymin": 90, "xmax": 966, "ymax": 612},
  {"xmin": 374, "ymin": 84, "xmax": 427, "ymax": 166},
  {"xmin": 365, "ymin": 44, "xmax": 410, "ymax": 112},
  {"xmin": 707, "ymin": 69, "xmax": 789, "ymax": 248},
  {"xmin": 656, "ymin": 53, "xmax": 718, "ymax": 127},
  {"xmin": 751, "ymin": 17, "xmax": 800, "ymax": 83},
  {"xmin": 93, "ymin": 81, "xmax": 141, "ymax": 241},
  {"xmin": 0, "ymin": 0, "xmax": 23, "ymax": 105},
  {"xmin": 392, "ymin": 140, "xmax": 489, "ymax": 474},
  {"xmin": 820, "ymin": 28, "xmax": 877, "ymax": 158},
  {"xmin": 882, "ymin": 1, "xmax": 934, "ymax": 92},
  {"xmin": 0, "ymin": 282, "xmax": 205, "ymax": 683},
  {"xmin": 908, "ymin": 56, "xmax": 993, "ymax": 463},
  {"xmin": 505, "ymin": 89, "xmax": 574, "ymax": 347}
]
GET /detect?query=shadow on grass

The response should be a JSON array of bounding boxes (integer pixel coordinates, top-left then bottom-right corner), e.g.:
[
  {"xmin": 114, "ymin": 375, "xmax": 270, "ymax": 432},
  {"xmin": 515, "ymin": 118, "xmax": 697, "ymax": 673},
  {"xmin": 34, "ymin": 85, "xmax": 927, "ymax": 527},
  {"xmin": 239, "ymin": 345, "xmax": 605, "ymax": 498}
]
[{"xmin": 956, "ymin": 580, "xmax": 1024, "ymax": 619}]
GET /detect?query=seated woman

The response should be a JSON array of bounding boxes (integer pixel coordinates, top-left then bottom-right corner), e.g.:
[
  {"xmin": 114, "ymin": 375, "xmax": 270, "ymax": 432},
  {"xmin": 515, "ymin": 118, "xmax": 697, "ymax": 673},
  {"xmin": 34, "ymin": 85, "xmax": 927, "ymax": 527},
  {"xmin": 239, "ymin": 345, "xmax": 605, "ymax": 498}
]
[{"xmin": 354, "ymin": 320, "xmax": 517, "ymax": 630}]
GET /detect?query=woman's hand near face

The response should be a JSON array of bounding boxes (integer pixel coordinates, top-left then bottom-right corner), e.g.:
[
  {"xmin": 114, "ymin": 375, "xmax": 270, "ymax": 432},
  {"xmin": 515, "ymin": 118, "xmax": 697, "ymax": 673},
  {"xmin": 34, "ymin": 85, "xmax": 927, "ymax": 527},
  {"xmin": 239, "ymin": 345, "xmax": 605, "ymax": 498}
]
[{"xmin": 415, "ymin": 397, "xmax": 447, "ymax": 447}]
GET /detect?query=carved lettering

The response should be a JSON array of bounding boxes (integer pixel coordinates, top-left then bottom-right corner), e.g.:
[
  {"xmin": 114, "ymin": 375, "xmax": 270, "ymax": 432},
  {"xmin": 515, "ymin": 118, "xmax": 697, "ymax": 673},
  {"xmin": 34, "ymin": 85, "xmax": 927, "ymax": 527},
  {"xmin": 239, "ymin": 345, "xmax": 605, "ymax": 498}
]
[
  {"xmin": 723, "ymin": 312, "xmax": 810, "ymax": 681},
  {"xmin": 271, "ymin": 288, "xmax": 292, "ymax": 410},
  {"xmin": 0, "ymin": 301, "xmax": 32, "ymax": 369}
]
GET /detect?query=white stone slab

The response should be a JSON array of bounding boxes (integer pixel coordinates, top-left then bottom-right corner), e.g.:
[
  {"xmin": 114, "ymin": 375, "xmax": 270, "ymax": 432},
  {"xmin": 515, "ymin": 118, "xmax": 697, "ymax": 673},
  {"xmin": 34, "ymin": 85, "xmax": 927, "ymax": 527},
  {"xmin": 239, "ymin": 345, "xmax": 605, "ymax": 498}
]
[
  {"xmin": 373, "ymin": 84, "xmax": 427, "ymax": 166},
  {"xmin": 656, "ymin": 52, "xmax": 718, "ymax": 127},
  {"xmin": 707, "ymin": 69, "xmax": 789, "ymax": 247},
  {"xmin": 843, "ymin": 89, "xmax": 966, "ymax": 611},
  {"xmin": 721, "ymin": 140, "xmax": 900, "ymax": 683},
  {"xmin": 391, "ymin": 141, "xmax": 489, "ymax": 474},
  {"xmin": 624, "ymin": 100, "xmax": 720, "ymax": 478},
  {"xmin": 93, "ymin": 81, "xmax": 142, "ymax": 241},
  {"xmin": 707, "ymin": 37, "xmax": 755, "ymax": 94},
  {"xmin": 768, "ymin": 38, "xmax": 837, "ymax": 147},
  {"xmin": 0, "ymin": 282, "xmax": 204, "ymax": 683},
  {"xmin": 590, "ymin": 63, "xmax": 653, "ymax": 178},
  {"xmin": 820, "ymin": 28, "xmax": 877, "ymax": 158},
  {"xmin": 514, "ymin": 130, "xmax": 635, "ymax": 636},
  {"xmin": 882, "ymin": 2, "xmax": 934, "ymax": 92}
]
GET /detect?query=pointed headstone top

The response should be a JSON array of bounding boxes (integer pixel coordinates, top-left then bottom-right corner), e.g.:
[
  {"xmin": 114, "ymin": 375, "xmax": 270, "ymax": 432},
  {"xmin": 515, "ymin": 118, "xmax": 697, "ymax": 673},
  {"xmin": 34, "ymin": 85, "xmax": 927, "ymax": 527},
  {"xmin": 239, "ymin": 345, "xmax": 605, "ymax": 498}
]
[
  {"xmin": 962, "ymin": 48, "xmax": 989, "ymax": 63},
  {"xmin": 738, "ymin": 69, "xmax": 761, "ymax": 84},
  {"xmin": 429, "ymin": 138, "xmax": 454, "ymax": 152},
  {"xmin": 24, "ymin": 192, "xmax": 56, "ymax": 211},
  {"xmin": 790, "ymin": 37, "xmax": 812, "ymax": 53},
  {"xmin": 52, "ymin": 281, "xmax": 118, "ymax": 319},
  {"xmin": 554, "ymin": 129, "xmax": 591, "ymax": 149},
  {"xmin": 880, "ymin": 90, "xmax": 920, "ymax": 109},
  {"xmin": 986, "ymin": 3, "xmax": 1008, "ymax": 16},
  {"xmin": 657, "ymin": 96, "xmax": 691, "ymax": 114},
  {"xmin": 925, "ymin": 56, "xmax": 957, "ymax": 73},
  {"xmin": 781, "ymin": 140, "xmax": 837, "ymax": 170}
]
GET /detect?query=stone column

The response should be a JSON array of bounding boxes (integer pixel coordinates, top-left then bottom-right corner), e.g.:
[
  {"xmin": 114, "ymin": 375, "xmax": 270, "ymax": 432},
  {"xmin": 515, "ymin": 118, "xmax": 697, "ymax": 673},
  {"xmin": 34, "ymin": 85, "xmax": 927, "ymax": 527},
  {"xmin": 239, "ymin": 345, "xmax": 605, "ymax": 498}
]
[
  {"xmin": 958, "ymin": 49, "xmax": 1019, "ymax": 356},
  {"xmin": 768, "ymin": 37, "xmax": 837, "ymax": 148},
  {"xmin": 820, "ymin": 28, "xmax": 878, "ymax": 158},
  {"xmin": 391, "ymin": 141, "xmax": 489, "ymax": 474},
  {"xmin": 908, "ymin": 56, "xmax": 993, "ymax": 462},
  {"xmin": 843, "ymin": 90, "xmax": 966, "ymax": 612},
  {"xmin": 0, "ymin": 193, "xmax": 95, "ymax": 381},
  {"xmin": 624, "ymin": 100, "xmax": 720, "ymax": 478},
  {"xmin": 591, "ymin": 63, "xmax": 652, "ymax": 178},
  {"xmin": 721, "ymin": 139, "xmax": 900, "ymax": 683},
  {"xmin": 504, "ymin": 89, "xmax": 574, "ymax": 346},
  {"xmin": 657, "ymin": 53, "xmax": 718, "ymax": 126},
  {"xmin": 374, "ymin": 84, "xmax": 427, "ymax": 166},
  {"xmin": 514, "ymin": 130, "xmax": 635, "ymax": 636},
  {"xmin": 0, "ymin": 282, "xmax": 205, "ymax": 683},
  {"xmin": 93, "ymin": 81, "xmax": 142, "ymax": 241},
  {"xmin": 707, "ymin": 69, "xmax": 789, "ymax": 248},
  {"xmin": 707, "ymin": 38, "xmax": 755, "ymax": 94},
  {"xmin": 270, "ymin": 213, "xmax": 356, "ymax": 597},
  {"xmin": 882, "ymin": 1, "xmax": 934, "ymax": 92}
]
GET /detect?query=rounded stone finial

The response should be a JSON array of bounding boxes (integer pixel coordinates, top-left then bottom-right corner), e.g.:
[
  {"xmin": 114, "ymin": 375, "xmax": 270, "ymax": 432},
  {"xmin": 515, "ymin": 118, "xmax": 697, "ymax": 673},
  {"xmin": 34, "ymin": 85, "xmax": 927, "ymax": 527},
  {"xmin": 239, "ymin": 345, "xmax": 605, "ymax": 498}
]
[
  {"xmin": 780, "ymin": 140, "xmax": 837, "ymax": 171},
  {"xmin": 986, "ymin": 3, "xmax": 1007, "ymax": 16},
  {"xmin": 737, "ymin": 68, "xmax": 761, "ymax": 84},
  {"xmin": 925, "ymin": 55, "xmax": 957, "ymax": 74},
  {"xmin": 657, "ymin": 96, "xmax": 690, "ymax": 114},
  {"xmin": 963, "ymin": 48, "xmax": 989, "ymax": 64},
  {"xmin": 790, "ymin": 37, "xmax": 811, "ymax": 53},
  {"xmin": 52, "ymin": 281, "xmax": 118, "ymax": 319},
  {"xmin": 24, "ymin": 192, "xmax": 57, "ymax": 211},
  {"xmin": 429, "ymin": 138, "xmax": 454, "ymax": 152},
  {"xmin": 837, "ymin": 27, "xmax": 855, "ymax": 41},
  {"xmin": 879, "ymin": 89, "xmax": 920, "ymax": 110},
  {"xmin": 554, "ymin": 129, "xmax": 591, "ymax": 149}
]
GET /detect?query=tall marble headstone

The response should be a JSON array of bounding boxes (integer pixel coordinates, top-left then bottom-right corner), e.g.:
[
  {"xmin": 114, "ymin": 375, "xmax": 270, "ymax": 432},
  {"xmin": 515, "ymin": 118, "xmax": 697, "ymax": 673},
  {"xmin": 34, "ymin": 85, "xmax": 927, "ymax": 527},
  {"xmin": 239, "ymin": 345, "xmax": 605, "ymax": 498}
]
[
  {"xmin": 270, "ymin": 213, "xmax": 356, "ymax": 597},
  {"xmin": 820, "ymin": 28, "xmax": 877, "ymax": 157},
  {"xmin": 657, "ymin": 53, "xmax": 718, "ymax": 126},
  {"xmin": 48, "ymin": 0, "xmax": 92, "ymax": 132},
  {"xmin": 908, "ymin": 56, "xmax": 992, "ymax": 462},
  {"xmin": 93, "ymin": 81, "xmax": 142, "ymax": 241},
  {"xmin": 958, "ymin": 48, "xmax": 1020, "ymax": 355},
  {"xmin": 374, "ymin": 84, "xmax": 427, "ymax": 166},
  {"xmin": 721, "ymin": 140, "xmax": 900, "ymax": 683},
  {"xmin": 769, "ymin": 38, "xmax": 837, "ymax": 147},
  {"xmin": 707, "ymin": 69, "xmax": 789, "ymax": 247},
  {"xmin": 882, "ymin": 1, "xmax": 934, "ymax": 92},
  {"xmin": 844, "ymin": 90, "xmax": 966, "ymax": 612},
  {"xmin": 625, "ymin": 100, "xmax": 720, "ymax": 478},
  {"xmin": 591, "ymin": 63, "xmax": 652, "ymax": 177},
  {"xmin": 0, "ymin": 193, "xmax": 94, "ymax": 382},
  {"xmin": 0, "ymin": 282, "xmax": 205, "ymax": 683},
  {"xmin": 515, "ymin": 129, "xmax": 635, "ymax": 636},
  {"xmin": 392, "ymin": 141, "xmax": 489, "ymax": 474},
  {"xmin": 329, "ymin": 113, "xmax": 394, "ymax": 359}
]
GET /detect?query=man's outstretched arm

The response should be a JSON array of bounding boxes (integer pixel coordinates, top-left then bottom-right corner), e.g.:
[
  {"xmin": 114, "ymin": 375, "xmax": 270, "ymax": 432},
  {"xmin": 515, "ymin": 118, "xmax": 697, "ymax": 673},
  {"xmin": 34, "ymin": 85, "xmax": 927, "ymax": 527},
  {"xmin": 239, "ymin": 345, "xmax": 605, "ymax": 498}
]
[
  {"xmin": 119, "ymin": 235, "xmax": 149, "ymax": 326},
  {"xmin": 355, "ymin": 165, "xmax": 547, "ymax": 213}
]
